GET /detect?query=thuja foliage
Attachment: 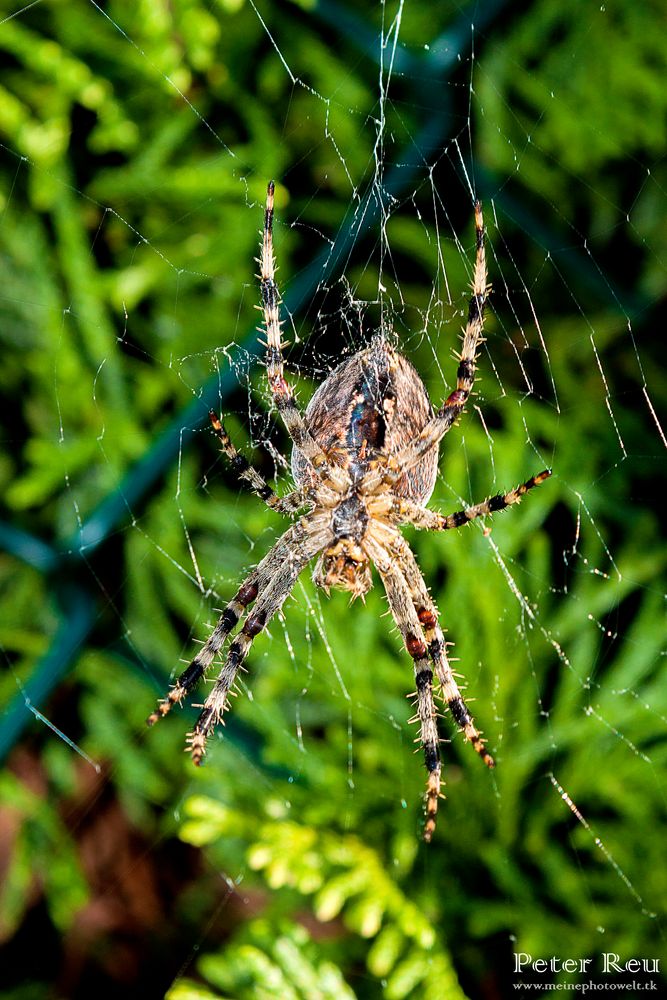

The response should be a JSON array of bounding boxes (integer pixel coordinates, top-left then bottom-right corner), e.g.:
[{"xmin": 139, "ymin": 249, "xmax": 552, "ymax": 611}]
[
  {"xmin": 173, "ymin": 800, "xmax": 466, "ymax": 1000},
  {"xmin": 0, "ymin": 0, "xmax": 666, "ymax": 997},
  {"xmin": 168, "ymin": 920, "xmax": 359, "ymax": 1000}
]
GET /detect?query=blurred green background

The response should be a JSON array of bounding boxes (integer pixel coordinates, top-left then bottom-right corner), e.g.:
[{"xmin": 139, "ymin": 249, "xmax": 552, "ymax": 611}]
[{"xmin": 1, "ymin": 0, "xmax": 666, "ymax": 997}]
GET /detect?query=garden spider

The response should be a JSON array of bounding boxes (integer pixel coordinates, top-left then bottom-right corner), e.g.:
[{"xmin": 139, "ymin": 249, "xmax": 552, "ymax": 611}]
[{"xmin": 148, "ymin": 182, "xmax": 550, "ymax": 841}]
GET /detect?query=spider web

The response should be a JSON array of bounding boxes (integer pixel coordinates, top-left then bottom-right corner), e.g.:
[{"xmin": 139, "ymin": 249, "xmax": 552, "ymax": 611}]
[{"xmin": 1, "ymin": 0, "xmax": 666, "ymax": 995}]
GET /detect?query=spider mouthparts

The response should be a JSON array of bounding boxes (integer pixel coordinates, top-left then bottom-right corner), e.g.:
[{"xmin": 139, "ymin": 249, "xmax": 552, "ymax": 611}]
[{"xmin": 312, "ymin": 540, "xmax": 372, "ymax": 599}]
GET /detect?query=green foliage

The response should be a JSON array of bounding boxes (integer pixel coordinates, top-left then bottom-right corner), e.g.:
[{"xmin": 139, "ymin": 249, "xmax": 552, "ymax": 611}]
[
  {"xmin": 170, "ymin": 920, "xmax": 358, "ymax": 1000},
  {"xmin": 0, "ymin": 769, "xmax": 89, "ymax": 941},
  {"xmin": 178, "ymin": 799, "xmax": 467, "ymax": 1000},
  {"xmin": 478, "ymin": 0, "xmax": 667, "ymax": 202}
]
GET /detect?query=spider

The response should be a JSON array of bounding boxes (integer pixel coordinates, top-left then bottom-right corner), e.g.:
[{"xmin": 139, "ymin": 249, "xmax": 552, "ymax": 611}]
[{"xmin": 148, "ymin": 181, "xmax": 550, "ymax": 842}]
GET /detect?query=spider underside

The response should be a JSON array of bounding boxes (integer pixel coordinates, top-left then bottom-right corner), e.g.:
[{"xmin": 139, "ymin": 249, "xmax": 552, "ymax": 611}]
[{"xmin": 148, "ymin": 182, "xmax": 550, "ymax": 842}]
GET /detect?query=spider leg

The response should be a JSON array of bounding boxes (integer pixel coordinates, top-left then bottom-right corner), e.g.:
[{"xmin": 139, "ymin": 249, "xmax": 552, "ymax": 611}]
[
  {"xmin": 360, "ymin": 201, "xmax": 487, "ymax": 494},
  {"xmin": 369, "ymin": 522, "xmax": 494, "ymax": 770},
  {"xmin": 187, "ymin": 516, "xmax": 332, "ymax": 764},
  {"xmin": 370, "ymin": 470, "xmax": 552, "ymax": 530},
  {"xmin": 363, "ymin": 531, "xmax": 442, "ymax": 843},
  {"xmin": 147, "ymin": 516, "xmax": 329, "ymax": 726},
  {"xmin": 209, "ymin": 410, "xmax": 309, "ymax": 515},
  {"xmin": 260, "ymin": 182, "xmax": 349, "ymax": 494}
]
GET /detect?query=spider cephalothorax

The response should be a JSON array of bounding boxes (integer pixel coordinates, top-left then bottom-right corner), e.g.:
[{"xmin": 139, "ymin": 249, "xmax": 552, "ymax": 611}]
[{"xmin": 148, "ymin": 182, "xmax": 551, "ymax": 842}]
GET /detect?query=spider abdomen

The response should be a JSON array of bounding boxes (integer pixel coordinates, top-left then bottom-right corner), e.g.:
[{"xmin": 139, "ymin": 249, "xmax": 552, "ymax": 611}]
[{"xmin": 292, "ymin": 336, "xmax": 439, "ymax": 504}]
